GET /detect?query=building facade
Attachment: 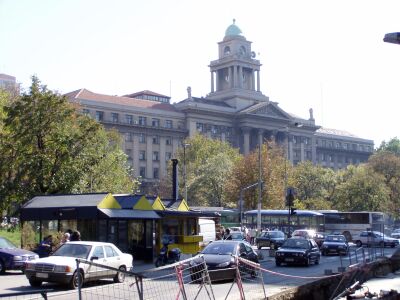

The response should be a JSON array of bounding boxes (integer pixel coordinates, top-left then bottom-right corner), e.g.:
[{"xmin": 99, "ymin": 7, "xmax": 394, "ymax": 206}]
[{"xmin": 66, "ymin": 21, "xmax": 374, "ymax": 189}]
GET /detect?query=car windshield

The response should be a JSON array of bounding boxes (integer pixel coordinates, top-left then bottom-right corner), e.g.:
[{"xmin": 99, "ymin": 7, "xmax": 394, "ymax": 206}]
[
  {"xmin": 269, "ymin": 231, "xmax": 284, "ymax": 238},
  {"xmin": 52, "ymin": 243, "xmax": 92, "ymax": 259},
  {"xmin": 0, "ymin": 237, "xmax": 17, "ymax": 249},
  {"xmin": 231, "ymin": 233, "xmax": 243, "ymax": 239},
  {"xmin": 202, "ymin": 243, "xmax": 236, "ymax": 255},
  {"xmin": 283, "ymin": 239, "xmax": 309, "ymax": 249},
  {"xmin": 325, "ymin": 235, "xmax": 346, "ymax": 242}
]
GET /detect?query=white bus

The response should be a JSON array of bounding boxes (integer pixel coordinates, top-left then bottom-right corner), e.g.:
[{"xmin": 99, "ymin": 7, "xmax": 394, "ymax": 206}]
[{"xmin": 323, "ymin": 211, "xmax": 387, "ymax": 242}]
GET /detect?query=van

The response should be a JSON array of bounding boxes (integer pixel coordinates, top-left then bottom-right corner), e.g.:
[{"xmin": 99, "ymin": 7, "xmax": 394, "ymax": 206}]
[{"xmin": 198, "ymin": 219, "xmax": 216, "ymax": 248}]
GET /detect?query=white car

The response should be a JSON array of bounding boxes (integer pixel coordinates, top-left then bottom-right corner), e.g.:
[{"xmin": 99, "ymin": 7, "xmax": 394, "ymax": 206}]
[
  {"xmin": 391, "ymin": 229, "xmax": 400, "ymax": 239},
  {"xmin": 25, "ymin": 241, "xmax": 133, "ymax": 289}
]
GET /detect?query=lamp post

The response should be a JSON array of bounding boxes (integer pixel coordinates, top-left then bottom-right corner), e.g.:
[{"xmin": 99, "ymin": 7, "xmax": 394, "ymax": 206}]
[
  {"xmin": 257, "ymin": 142, "xmax": 262, "ymax": 233},
  {"xmin": 183, "ymin": 143, "xmax": 191, "ymax": 202}
]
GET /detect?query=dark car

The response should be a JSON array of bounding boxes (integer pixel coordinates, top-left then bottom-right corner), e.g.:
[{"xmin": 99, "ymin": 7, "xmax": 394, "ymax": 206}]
[
  {"xmin": 0, "ymin": 237, "xmax": 38, "ymax": 274},
  {"xmin": 275, "ymin": 237, "xmax": 320, "ymax": 267},
  {"xmin": 320, "ymin": 234, "xmax": 348, "ymax": 256},
  {"xmin": 190, "ymin": 240, "xmax": 258, "ymax": 282},
  {"xmin": 256, "ymin": 230, "xmax": 286, "ymax": 250}
]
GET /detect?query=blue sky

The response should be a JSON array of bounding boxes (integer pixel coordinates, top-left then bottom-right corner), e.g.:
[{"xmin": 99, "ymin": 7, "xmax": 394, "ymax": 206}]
[{"xmin": 1, "ymin": 0, "xmax": 400, "ymax": 146}]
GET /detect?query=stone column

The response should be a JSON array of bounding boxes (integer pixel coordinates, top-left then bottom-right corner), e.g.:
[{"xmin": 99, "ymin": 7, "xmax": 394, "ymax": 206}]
[
  {"xmin": 133, "ymin": 133, "xmax": 140, "ymax": 177},
  {"xmin": 229, "ymin": 67, "xmax": 233, "ymax": 88},
  {"xmin": 211, "ymin": 71, "xmax": 214, "ymax": 93},
  {"xmin": 311, "ymin": 137, "xmax": 317, "ymax": 164},
  {"xmin": 251, "ymin": 69, "xmax": 255, "ymax": 90},
  {"xmin": 258, "ymin": 129, "xmax": 264, "ymax": 147},
  {"xmin": 300, "ymin": 139, "xmax": 305, "ymax": 162},
  {"xmin": 257, "ymin": 70, "xmax": 260, "ymax": 92},
  {"xmin": 188, "ymin": 119, "xmax": 197, "ymax": 137},
  {"xmin": 146, "ymin": 135, "xmax": 153, "ymax": 179},
  {"xmin": 238, "ymin": 66, "xmax": 243, "ymax": 88},
  {"xmin": 233, "ymin": 65, "xmax": 238, "ymax": 88},
  {"xmin": 242, "ymin": 127, "xmax": 251, "ymax": 155},
  {"xmin": 160, "ymin": 136, "xmax": 166, "ymax": 176}
]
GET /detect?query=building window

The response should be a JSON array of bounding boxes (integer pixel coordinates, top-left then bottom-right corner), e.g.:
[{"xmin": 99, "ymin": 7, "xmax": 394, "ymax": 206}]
[
  {"xmin": 196, "ymin": 122, "xmax": 204, "ymax": 132},
  {"xmin": 211, "ymin": 125, "xmax": 218, "ymax": 134},
  {"xmin": 139, "ymin": 133, "xmax": 146, "ymax": 143},
  {"xmin": 126, "ymin": 114, "xmax": 133, "ymax": 125},
  {"xmin": 82, "ymin": 109, "xmax": 90, "ymax": 115},
  {"xmin": 139, "ymin": 151, "xmax": 146, "ymax": 160},
  {"xmin": 139, "ymin": 116, "xmax": 147, "ymax": 126},
  {"xmin": 126, "ymin": 149, "xmax": 132, "ymax": 160},
  {"xmin": 153, "ymin": 151, "xmax": 159, "ymax": 161},
  {"xmin": 304, "ymin": 138, "xmax": 310, "ymax": 145},
  {"xmin": 352, "ymin": 144, "xmax": 357, "ymax": 150},
  {"xmin": 95, "ymin": 111, "xmax": 104, "ymax": 121},
  {"xmin": 152, "ymin": 118, "xmax": 160, "ymax": 127},
  {"xmin": 125, "ymin": 132, "xmax": 133, "ymax": 142},
  {"xmin": 139, "ymin": 167, "xmax": 146, "ymax": 177},
  {"xmin": 166, "ymin": 152, "xmax": 172, "ymax": 161},
  {"xmin": 111, "ymin": 113, "xmax": 119, "ymax": 123},
  {"xmin": 165, "ymin": 120, "xmax": 173, "ymax": 129},
  {"xmin": 153, "ymin": 168, "xmax": 159, "ymax": 179},
  {"xmin": 336, "ymin": 142, "xmax": 341, "ymax": 148},
  {"xmin": 153, "ymin": 135, "xmax": 159, "ymax": 144},
  {"xmin": 328, "ymin": 141, "xmax": 333, "ymax": 148},
  {"xmin": 306, "ymin": 151, "xmax": 312, "ymax": 159},
  {"xmin": 166, "ymin": 136, "xmax": 172, "ymax": 145},
  {"xmin": 322, "ymin": 140, "xmax": 326, "ymax": 147}
]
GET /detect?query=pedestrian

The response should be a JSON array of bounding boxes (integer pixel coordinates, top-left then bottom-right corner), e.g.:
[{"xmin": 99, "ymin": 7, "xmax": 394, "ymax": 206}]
[
  {"xmin": 61, "ymin": 232, "xmax": 70, "ymax": 244},
  {"xmin": 70, "ymin": 230, "xmax": 81, "ymax": 241},
  {"xmin": 37, "ymin": 235, "xmax": 53, "ymax": 257},
  {"xmin": 224, "ymin": 228, "xmax": 232, "ymax": 240}
]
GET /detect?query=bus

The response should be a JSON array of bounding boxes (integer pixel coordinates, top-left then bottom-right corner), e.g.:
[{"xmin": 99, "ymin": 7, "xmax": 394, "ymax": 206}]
[
  {"xmin": 322, "ymin": 211, "xmax": 388, "ymax": 242},
  {"xmin": 243, "ymin": 209, "xmax": 325, "ymax": 236},
  {"xmin": 220, "ymin": 209, "xmax": 241, "ymax": 229}
]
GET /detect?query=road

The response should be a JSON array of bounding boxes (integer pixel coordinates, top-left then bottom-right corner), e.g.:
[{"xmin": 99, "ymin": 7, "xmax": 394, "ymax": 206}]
[{"xmin": 0, "ymin": 246, "xmax": 397, "ymax": 299}]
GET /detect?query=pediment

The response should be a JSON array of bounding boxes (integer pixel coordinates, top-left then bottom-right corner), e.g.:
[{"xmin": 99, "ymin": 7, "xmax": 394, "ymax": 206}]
[{"xmin": 240, "ymin": 102, "xmax": 291, "ymax": 119}]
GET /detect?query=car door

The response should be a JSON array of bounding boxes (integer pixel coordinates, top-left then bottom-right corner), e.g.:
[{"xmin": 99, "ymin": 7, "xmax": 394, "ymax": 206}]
[
  {"xmin": 104, "ymin": 245, "xmax": 120, "ymax": 277},
  {"xmin": 244, "ymin": 243, "xmax": 258, "ymax": 262},
  {"xmin": 89, "ymin": 245, "xmax": 107, "ymax": 280},
  {"xmin": 310, "ymin": 240, "xmax": 320, "ymax": 261}
]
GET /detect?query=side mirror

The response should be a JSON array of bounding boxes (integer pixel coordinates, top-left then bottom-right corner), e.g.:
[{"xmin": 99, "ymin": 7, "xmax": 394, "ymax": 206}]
[{"xmin": 90, "ymin": 256, "xmax": 99, "ymax": 261}]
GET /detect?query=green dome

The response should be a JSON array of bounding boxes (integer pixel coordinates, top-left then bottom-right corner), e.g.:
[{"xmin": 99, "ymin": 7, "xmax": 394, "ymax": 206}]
[{"xmin": 225, "ymin": 19, "xmax": 242, "ymax": 37}]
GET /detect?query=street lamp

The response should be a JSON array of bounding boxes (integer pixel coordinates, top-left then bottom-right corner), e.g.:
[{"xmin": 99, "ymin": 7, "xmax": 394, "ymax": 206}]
[
  {"xmin": 183, "ymin": 143, "xmax": 191, "ymax": 202},
  {"xmin": 383, "ymin": 32, "xmax": 400, "ymax": 45}
]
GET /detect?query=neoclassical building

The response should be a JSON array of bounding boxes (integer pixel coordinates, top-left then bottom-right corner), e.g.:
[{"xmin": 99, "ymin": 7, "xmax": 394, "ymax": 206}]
[{"xmin": 66, "ymin": 21, "xmax": 374, "ymax": 189}]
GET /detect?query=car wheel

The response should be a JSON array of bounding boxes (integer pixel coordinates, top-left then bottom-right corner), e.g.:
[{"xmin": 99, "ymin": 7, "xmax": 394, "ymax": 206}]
[
  {"xmin": 29, "ymin": 278, "xmax": 42, "ymax": 287},
  {"xmin": 114, "ymin": 266, "xmax": 126, "ymax": 283},
  {"xmin": 356, "ymin": 240, "xmax": 362, "ymax": 248},
  {"xmin": 69, "ymin": 270, "xmax": 83, "ymax": 289},
  {"xmin": 0, "ymin": 259, "xmax": 5, "ymax": 275}
]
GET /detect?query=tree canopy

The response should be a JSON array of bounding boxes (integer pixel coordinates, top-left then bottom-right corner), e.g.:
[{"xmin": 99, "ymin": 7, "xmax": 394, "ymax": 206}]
[{"xmin": 0, "ymin": 77, "xmax": 139, "ymax": 213}]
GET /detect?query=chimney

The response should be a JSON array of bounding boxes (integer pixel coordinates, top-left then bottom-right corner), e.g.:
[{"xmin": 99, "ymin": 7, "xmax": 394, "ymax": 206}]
[{"xmin": 171, "ymin": 159, "xmax": 179, "ymax": 201}]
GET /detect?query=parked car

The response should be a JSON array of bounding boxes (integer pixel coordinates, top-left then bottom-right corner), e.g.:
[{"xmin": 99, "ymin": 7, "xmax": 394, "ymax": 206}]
[
  {"xmin": 320, "ymin": 235, "xmax": 348, "ymax": 256},
  {"xmin": 275, "ymin": 237, "xmax": 320, "ymax": 267},
  {"xmin": 391, "ymin": 229, "xmax": 400, "ymax": 239},
  {"xmin": 189, "ymin": 240, "xmax": 258, "ymax": 282},
  {"xmin": 355, "ymin": 231, "xmax": 399, "ymax": 248},
  {"xmin": 24, "ymin": 241, "xmax": 133, "ymax": 289},
  {"xmin": 0, "ymin": 237, "xmax": 38, "ymax": 274},
  {"xmin": 256, "ymin": 230, "xmax": 286, "ymax": 250}
]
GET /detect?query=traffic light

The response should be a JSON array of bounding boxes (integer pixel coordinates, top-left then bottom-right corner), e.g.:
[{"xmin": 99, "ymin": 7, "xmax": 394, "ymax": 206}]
[{"xmin": 290, "ymin": 207, "xmax": 297, "ymax": 215}]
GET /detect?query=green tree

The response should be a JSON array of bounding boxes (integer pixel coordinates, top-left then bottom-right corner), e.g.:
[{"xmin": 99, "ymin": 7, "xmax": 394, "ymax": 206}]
[
  {"xmin": 290, "ymin": 161, "xmax": 336, "ymax": 210},
  {"xmin": 377, "ymin": 137, "xmax": 400, "ymax": 155},
  {"xmin": 333, "ymin": 164, "xmax": 390, "ymax": 212},
  {"xmin": 368, "ymin": 150, "xmax": 400, "ymax": 219},
  {"xmin": 226, "ymin": 141, "xmax": 287, "ymax": 210},
  {"xmin": 174, "ymin": 134, "xmax": 240, "ymax": 206},
  {"xmin": 0, "ymin": 76, "xmax": 138, "ymax": 211}
]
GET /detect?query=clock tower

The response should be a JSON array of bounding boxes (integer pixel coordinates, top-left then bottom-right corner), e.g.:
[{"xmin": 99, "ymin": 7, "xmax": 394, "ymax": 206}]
[{"xmin": 207, "ymin": 20, "xmax": 268, "ymax": 110}]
